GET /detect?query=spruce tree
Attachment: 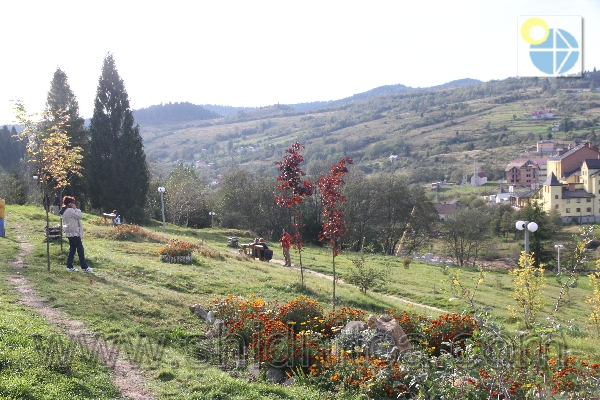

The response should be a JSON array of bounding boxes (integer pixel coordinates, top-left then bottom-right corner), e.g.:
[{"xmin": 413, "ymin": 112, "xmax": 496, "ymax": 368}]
[
  {"xmin": 87, "ymin": 53, "xmax": 149, "ymax": 221},
  {"xmin": 45, "ymin": 68, "xmax": 88, "ymax": 206}
]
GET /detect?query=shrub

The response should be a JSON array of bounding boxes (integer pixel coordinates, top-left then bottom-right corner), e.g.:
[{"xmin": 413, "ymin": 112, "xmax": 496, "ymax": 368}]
[
  {"xmin": 106, "ymin": 224, "xmax": 164, "ymax": 242},
  {"xmin": 157, "ymin": 239, "xmax": 199, "ymax": 257}
]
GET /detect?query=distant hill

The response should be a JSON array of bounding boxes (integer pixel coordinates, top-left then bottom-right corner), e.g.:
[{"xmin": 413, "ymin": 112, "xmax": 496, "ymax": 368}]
[
  {"xmin": 287, "ymin": 79, "xmax": 482, "ymax": 112},
  {"xmin": 133, "ymin": 102, "xmax": 221, "ymax": 125},
  {"xmin": 199, "ymin": 104, "xmax": 258, "ymax": 117}
]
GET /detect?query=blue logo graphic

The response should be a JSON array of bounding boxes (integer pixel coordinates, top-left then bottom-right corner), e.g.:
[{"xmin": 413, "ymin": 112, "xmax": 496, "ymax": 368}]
[{"xmin": 521, "ymin": 18, "xmax": 580, "ymax": 75}]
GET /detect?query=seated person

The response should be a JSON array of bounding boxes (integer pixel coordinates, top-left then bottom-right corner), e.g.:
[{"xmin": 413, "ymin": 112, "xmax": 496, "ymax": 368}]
[{"xmin": 258, "ymin": 238, "xmax": 269, "ymax": 261}]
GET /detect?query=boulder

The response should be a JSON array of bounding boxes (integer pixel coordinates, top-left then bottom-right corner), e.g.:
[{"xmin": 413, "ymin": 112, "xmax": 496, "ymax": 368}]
[
  {"xmin": 266, "ymin": 367, "xmax": 286, "ymax": 384},
  {"xmin": 367, "ymin": 314, "xmax": 412, "ymax": 353},
  {"xmin": 341, "ymin": 320, "xmax": 367, "ymax": 333},
  {"xmin": 189, "ymin": 304, "xmax": 208, "ymax": 320}
]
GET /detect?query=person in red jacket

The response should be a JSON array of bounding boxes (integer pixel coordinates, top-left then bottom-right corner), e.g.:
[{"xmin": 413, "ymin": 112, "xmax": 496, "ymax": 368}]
[{"xmin": 280, "ymin": 229, "xmax": 292, "ymax": 267}]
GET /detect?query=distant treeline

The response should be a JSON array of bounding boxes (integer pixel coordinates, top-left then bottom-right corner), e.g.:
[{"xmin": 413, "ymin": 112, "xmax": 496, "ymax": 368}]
[
  {"xmin": 133, "ymin": 102, "xmax": 221, "ymax": 125},
  {"xmin": 0, "ymin": 125, "xmax": 25, "ymax": 171}
]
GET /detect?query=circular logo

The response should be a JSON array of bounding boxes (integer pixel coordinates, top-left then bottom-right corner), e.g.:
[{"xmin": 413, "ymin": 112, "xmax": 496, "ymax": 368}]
[{"xmin": 521, "ymin": 17, "xmax": 579, "ymax": 75}]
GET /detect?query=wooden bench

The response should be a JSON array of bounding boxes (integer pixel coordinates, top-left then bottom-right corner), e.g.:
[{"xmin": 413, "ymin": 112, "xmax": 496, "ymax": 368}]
[
  {"xmin": 44, "ymin": 225, "xmax": 62, "ymax": 240},
  {"xmin": 102, "ymin": 213, "xmax": 120, "ymax": 225}
]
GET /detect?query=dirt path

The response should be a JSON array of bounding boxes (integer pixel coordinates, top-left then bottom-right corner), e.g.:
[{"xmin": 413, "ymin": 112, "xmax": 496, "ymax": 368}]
[
  {"xmin": 241, "ymin": 250, "xmax": 449, "ymax": 314},
  {"xmin": 6, "ymin": 232, "xmax": 154, "ymax": 400}
]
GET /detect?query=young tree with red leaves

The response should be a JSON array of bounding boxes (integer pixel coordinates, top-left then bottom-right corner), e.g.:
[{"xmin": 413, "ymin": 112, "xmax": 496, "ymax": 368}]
[
  {"xmin": 317, "ymin": 157, "xmax": 353, "ymax": 309},
  {"xmin": 275, "ymin": 142, "xmax": 313, "ymax": 287}
]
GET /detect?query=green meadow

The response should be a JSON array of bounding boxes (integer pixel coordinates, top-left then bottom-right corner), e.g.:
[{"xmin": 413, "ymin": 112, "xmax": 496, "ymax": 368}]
[{"xmin": 1, "ymin": 205, "xmax": 599, "ymax": 398}]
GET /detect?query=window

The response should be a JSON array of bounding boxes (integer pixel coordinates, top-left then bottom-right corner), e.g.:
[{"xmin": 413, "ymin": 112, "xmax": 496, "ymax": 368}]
[
  {"xmin": 576, "ymin": 199, "xmax": 581, "ymax": 203},
  {"xmin": 566, "ymin": 208, "xmax": 571, "ymax": 213},
  {"xmin": 576, "ymin": 208, "xmax": 581, "ymax": 212},
  {"xmin": 566, "ymin": 199, "xmax": 570, "ymax": 203},
  {"xmin": 587, "ymin": 207, "xmax": 592, "ymax": 212},
  {"xmin": 587, "ymin": 198, "xmax": 592, "ymax": 202},
  {"xmin": 555, "ymin": 204, "xmax": 559, "ymax": 209},
  {"xmin": 555, "ymin": 195, "xmax": 558, "ymax": 199}
]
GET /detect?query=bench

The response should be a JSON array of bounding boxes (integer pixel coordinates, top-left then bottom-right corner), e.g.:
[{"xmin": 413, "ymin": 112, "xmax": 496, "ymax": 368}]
[
  {"xmin": 102, "ymin": 213, "xmax": 120, "ymax": 225},
  {"xmin": 44, "ymin": 225, "xmax": 62, "ymax": 240}
]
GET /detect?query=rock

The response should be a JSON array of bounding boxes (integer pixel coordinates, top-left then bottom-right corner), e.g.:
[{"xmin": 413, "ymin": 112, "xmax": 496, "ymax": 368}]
[
  {"xmin": 205, "ymin": 319, "xmax": 225, "ymax": 338},
  {"xmin": 248, "ymin": 363, "xmax": 261, "ymax": 380},
  {"xmin": 267, "ymin": 367, "xmax": 286, "ymax": 384},
  {"xmin": 283, "ymin": 377, "xmax": 296, "ymax": 387},
  {"xmin": 189, "ymin": 304, "xmax": 208, "ymax": 320},
  {"xmin": 207, "ymin": 310, "xmax": 215, "ymax": 324},
  {"xmin": 341, "ymin": 320, "xmax": 367, "ymax": 333},
  {"xmin": 367, "ymin": 314, "xmax": 412, "ymax": 354}
]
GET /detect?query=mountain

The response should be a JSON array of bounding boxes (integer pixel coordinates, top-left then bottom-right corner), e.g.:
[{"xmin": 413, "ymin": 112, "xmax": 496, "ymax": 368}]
[
  {"xmin": 136, "ymin": 73, "xmax": 600, "ymax": 186},
  {"xmin": 133, "ymin": 102, "xmax": 220, "ymax": 125}
]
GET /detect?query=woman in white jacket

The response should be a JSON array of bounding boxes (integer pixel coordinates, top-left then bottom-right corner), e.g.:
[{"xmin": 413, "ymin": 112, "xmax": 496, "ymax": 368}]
[{"xmin": 59, "ymin": 196, "xmax": 93, "ymax": 273}]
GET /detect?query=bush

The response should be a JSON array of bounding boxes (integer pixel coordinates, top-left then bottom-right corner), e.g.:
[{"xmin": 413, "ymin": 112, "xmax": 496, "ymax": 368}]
[{"xmin": 105, "ymin": 224, "xmax": 164, "ymax": 242}]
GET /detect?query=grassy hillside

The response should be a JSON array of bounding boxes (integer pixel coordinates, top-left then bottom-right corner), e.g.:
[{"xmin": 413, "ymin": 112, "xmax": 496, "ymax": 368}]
[
  {"xmin": 2, "ymin": 206, "xmax": 600, "ymax": 398},
  {"xmin": 138, "ymin": 75, "xmax": 600, "ymax": 185}
]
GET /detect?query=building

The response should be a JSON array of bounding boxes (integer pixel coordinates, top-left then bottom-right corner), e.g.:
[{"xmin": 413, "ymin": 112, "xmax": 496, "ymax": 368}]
[
  {"xmin": 539, "ymin": 143, "xmax": 600, "ymax": 223},
  {"xmin": 434, "ymin": 203, "xmax": 462, "ymax": 221},
  {"xmin": 505, "ymin": 158, "xmax": 547, "ymax": 185},
  {"xmin": 530, "ymin": 109, "xmax": 554, "ymax": 119},
  {"xmin": 546, "ymin": 142, "xmax": 600, "ymax": 183},
  {"xmin": 536, "ymin": 140, "xmax": 554, "ymax": 153},
  {"xmin": 471, "ymin": 172, "xmax": 487, "ymax": 187}
]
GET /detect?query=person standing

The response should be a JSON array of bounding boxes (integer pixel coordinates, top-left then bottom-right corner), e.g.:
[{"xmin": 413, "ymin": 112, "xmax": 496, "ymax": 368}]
[
  {"xmin": 60, "ymin": 196, "xmax": 93, "ymax": 273},
  {"xmin": 0, "ymin": 197, "xmax": 5, "ymax": 237},
  {"xmin": 280, "ymin": 229, "xmax": 292, "ymax": 267}
]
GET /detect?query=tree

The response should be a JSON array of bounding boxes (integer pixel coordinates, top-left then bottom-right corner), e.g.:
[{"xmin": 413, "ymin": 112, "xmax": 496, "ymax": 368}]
[
  {"xmin": 87, "ymin": 53, "xmax": 149, "ymax": 222},
  {"xmin": 165, "ymin": 163, "xmax": 204, "ymax": 227},
  {"xmin": 440, "ymin": 208, "xmax": 490, "ymax": 267},
  {"xmin": 508, "ymin": 252, "xmax": 546, "ymax": 328},
  {"xmin": 45, "ymin": 68, "xmax": 89, "ymax": 208},
  {"xmin": 275, "ymin": 142, "xmax": 314, "ymax": 287},
  {"xmin": 317, "ymin": 157, "xmax": 352, "ymax": 309},
  {"xmin": 0, "ymin": 125, "xmax": 26, "ymax": 171},
  {"xmin": 13, "ymin": 101, "xmax": 83, "ymax": 270}
]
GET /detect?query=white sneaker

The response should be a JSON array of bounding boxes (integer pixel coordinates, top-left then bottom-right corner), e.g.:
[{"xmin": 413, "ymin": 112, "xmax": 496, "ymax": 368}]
[
  {"xmin": 83, "ymin": 267, "xmax": 94, "ymax": 273},
  {"xmin": 66, "ymin": 267, "xmax": 79, "ymax": 272}
]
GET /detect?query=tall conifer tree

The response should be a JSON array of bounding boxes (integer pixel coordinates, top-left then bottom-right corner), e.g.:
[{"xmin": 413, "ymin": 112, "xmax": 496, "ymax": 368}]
[
  {"xmin": 87, "ymin": 53, "xmax": 149, "ymax": 221},
  {"xmin": 45, "ymin": 68, "xmax": 88, "ymax": 206}
]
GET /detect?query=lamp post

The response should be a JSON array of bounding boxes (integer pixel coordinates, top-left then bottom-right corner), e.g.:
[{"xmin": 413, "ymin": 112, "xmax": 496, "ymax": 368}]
[
  {"xmin": 158, "ymin": 187, "xmax": 166, "ymax": 233},
  {"xmin": 209, "ymin": 212, "xmax": 216, "ymax": 228},
  {"xmin": 516, "ymin": 220, "xmax": 538, "ymax": 255},
  {"xmin": 555, "ymin": 244, "xmax": 563, "ymax": 274},
  {"xmin": 32, "ymin": 175, "xmax": 39, "ymax": 206}
]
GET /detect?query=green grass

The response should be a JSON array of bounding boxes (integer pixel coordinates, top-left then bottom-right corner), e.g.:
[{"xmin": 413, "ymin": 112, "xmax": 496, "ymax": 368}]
[{"xmin": 2, "ymin": 205, "xmax": 600, "ymax": 398}]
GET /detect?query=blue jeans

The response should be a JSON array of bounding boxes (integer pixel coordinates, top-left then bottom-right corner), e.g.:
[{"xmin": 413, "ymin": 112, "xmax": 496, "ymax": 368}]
[
  {"xmin": 67, "ymin": 236, "xmax": 88, "ymax": 269},
  {"xmin": 0, "ymin": 218, "xmax": 4, "ymax": 236}
]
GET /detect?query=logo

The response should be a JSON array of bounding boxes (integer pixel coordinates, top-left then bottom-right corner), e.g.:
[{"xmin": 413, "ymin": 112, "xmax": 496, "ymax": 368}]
[{"xmin": 518, "ymin": 16, "xmax": 582, "ymax": 77}]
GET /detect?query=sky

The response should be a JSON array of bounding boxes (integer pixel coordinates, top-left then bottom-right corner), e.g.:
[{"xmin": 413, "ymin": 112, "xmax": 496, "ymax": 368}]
[{"xmin": 1, "ymin": 0, "xmax": 599, "ymax": 124}]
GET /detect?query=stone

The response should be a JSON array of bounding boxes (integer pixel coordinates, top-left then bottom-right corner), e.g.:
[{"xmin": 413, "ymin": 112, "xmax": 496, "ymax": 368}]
[
  {"xmin": 189, "ymin": 304, "xmax": 208, "ymax": 320},
  {"xmin": 207, "ymin": 310, "xmax": 215, "ymax": 324},
  {"xmin": 283, "ymin": 377, "xmax": 296, "ymax": 387},
  {"xmin": 367, "ymin": 314, "xmax": 412, "ymax": 354},
  {"xmin": 341, "ymin": 320, "xmax": 367, "ymax": 333},
  {"xmin": 248, "ymin": 363, "xmax": 261, "ymax": 380},
  {"xmin": 266, "ymin": 367, "xmax": 286, "ymax": 384}
]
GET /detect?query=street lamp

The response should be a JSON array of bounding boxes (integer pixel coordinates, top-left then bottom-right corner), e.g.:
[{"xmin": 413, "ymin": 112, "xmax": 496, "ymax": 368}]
[
  {"xmin": 158, "ymin": 187, "xmax": 166, "ymax": 233},
  {"xmin": 209, "ymin": 212, "xmax": 216, "ymax": 228},
  {"xmin": 32, "ymin": 175, "xmax": 39, "ymax": 206},
  {"xmin": 516, "ymin": 220, "xmax": 538, "ymax": 255},
  {"xmin": 555, "ymin": 244, "xmax": 563, "ymax": 274}
]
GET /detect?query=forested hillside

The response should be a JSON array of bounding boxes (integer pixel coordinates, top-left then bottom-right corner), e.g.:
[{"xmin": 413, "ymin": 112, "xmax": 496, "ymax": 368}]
[
  {"xmin": 133, "ymin": 102, "xmax": 220, "ymax": 125},
  {"xmin": 139, "ymin": 71, "xmax": 600, "ymax": 184}
]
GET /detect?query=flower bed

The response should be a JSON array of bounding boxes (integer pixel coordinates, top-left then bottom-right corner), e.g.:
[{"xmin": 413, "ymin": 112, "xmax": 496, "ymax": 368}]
[
  {"xmin": 199, "ymin": 295, "xmax": 600, "ymax": 398},
  {"xmin": 157, "ymin": 239, "xmax": 198, "ymax": 263},
  {"xmin": 160, "ymin": 254, "xmax": 193, "ymax": 263}
]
